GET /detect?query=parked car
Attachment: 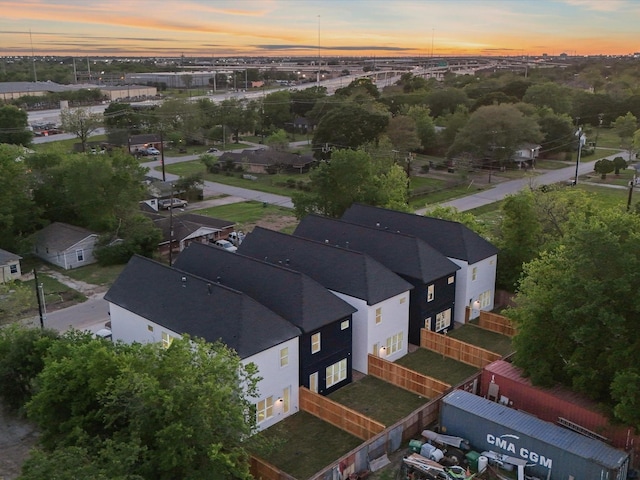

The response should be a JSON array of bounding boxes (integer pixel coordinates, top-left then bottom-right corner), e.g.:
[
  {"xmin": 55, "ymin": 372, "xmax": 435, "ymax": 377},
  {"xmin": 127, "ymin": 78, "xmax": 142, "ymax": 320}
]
[
  {"xmin": 228, "ymin": 231, "xmax": 245, "ymax": 246},
  {"xmin": 158, "ymin": 198, "xmax": 188, "ymax": 210},
  {"xmin": 206, "ymin": 147, "xmax": 219, "ymax": 153},
  {"xmin": 212, "ymin": 239, "xmax": 237, "ymax": 253},
  {"xmin": 145, "ymin": 147, "xmax": 161, "ymax": 156}
]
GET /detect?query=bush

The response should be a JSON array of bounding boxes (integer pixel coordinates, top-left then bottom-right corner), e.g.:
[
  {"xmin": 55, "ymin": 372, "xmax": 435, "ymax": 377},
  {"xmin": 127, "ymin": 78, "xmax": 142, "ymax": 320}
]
[{"xmin": 94, "ymin": 242, "xmax": 136, "ymax": 266}]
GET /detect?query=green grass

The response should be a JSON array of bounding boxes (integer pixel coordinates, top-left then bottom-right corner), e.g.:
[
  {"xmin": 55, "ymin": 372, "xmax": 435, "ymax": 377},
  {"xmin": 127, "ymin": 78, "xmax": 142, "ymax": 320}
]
[
  {"xmin": 34, "ymin": 134, "xmax": 108, "ymax": 153},
  {"xmin": 583, "ymin": 167, "xmax": 635, "ymax": 187},
  {"xmin": 446, "ymin": 324, "xmax": 514, "ymax": 357},
  {"xmin": 395, "ymin": 349, "xmax": 479, "ymax": 385},
  {"xmin": 251, "ymin": 411, "xmax": 362, "ymax": 480},
  {"xmin": 409, "ymin": 182, "xmax": 486, "ymax": 209},
  {"xmin": 19, "ymin": 274, "xmax": 86, "ymax": 309},
  {"xmin": 194, "ymin": 201, "xmax": 293, "ymax": 223},
  {"xmin": 328, "ymin": 376, "xmax": 427, "ymax": 426},
  {"xmin": 59, "ymin": 263, "xmax": 125, "ymax": 287}
]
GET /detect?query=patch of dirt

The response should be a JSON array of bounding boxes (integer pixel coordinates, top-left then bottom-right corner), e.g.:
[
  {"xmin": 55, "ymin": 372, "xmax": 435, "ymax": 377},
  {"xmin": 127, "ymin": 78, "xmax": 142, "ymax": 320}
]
[
  {"xmin": 251, "ymin": 213, "xmax": 299, "ymax": 233},
  {"xmin": 0, "ymin": 404, "xmax": 39, "ymax": 480}
]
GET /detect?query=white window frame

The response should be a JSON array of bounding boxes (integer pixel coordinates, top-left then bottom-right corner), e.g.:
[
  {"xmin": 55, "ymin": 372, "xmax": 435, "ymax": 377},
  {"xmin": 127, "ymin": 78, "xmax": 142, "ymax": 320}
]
[
  {"xmin": 375, "ymin": 307, "xmax": 382, "ymax": 325},
  {"xmin": 340, "ymin": 319, "xmax": 350, "ymax": 330},
  {"xmin": 325, "ymin": 359, "xmax": 347, "ymax": 388},
  {"xmin": 479, "ymin": 290, "xmax": 491, "ymax": 308},
  {"xmin": 311, "ymin": 332, "xmax": 321, "ymax": 354},
  {"xmin": 435, "ymin": 309, "xmax": 452, "ymax": 332},
  {"xmin": 280, "ymin": 347, "xmax": 289, "ymax": 367},
  {"xmin": 161, "ymin": 332, "xmax": 175, "ymax": 348},
  {"xmin": 448, "ymin": 275, "xmax": 454, "ymax": 284},
  {"xmin": 386, "ymin": 332, "xmax": 403, "ymax": 355},
  {"xmin": 256, "ymin": 396, "xmax": 274, "ymax": 424},
  {"xmin": 309, "ymin": 372, "xmax": 318, "ymax": 393},
  {"xmin": 427, "ymin": 284, "xmax": 435, "ymax": 302},
  {"xmin": 76, "ymin": 249, "xmax": 84, "ymax": 262},
  {"xmin": 472, "ymin": 266, "xmax": 478, "ymax": 281},
  {"xmin": 9, "ymin": 264, "xmax": 18, "ymax": 274}
]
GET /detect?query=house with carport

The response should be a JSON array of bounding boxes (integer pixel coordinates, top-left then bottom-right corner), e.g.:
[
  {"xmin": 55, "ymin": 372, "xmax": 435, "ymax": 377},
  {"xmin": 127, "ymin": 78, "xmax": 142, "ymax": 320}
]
[
  {"xmin": 342, "ymin": 204, "xmax": 498, "ymax": 324},
  {"xmin": 104, "ymin": 255, "xmax": 301, "ymax": 431},
  {"xmin": 173, "ymin": 243, "xmax": 357, "ymax": 396},
  {"xmin": 238, "ymin": 227, "xmax": 414, "ymax": 374}
]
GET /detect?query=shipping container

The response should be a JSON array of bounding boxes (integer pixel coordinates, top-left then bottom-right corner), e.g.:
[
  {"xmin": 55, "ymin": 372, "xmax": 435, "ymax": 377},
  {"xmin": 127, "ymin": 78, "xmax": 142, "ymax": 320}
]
[
  {"xmin": 481, "ymin": 359, "xmax": 640, "ymax": 463},
  {"xmin": 440, "ymin": 390, "xmax": 629, "ymax": 480}
]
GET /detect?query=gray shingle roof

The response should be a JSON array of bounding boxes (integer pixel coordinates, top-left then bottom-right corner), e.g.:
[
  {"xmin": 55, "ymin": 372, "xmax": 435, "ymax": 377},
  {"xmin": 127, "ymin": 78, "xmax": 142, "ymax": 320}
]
[
  {"xmin": 238, "ymin": 227, "xmax": 413, "ymax": 305},
  {"xmin": 34, "ymin": 222, "xmax": 98, "ymax": 251},
  {"xmin": 294, "ymin": 215, "xmax": 460, "ymax": 283},
  {"xmin": 342, "ymin": 203, "xmax": 498, "ymax": 263},
  {"xmin": 0, "ymin": 248, "xmax": 21, "ymax": 265},
  {"xmin": 152, "ymin": 213, "xmax": 234, "ymax": 243},
  {"xmin": 104, "ymin": 255, "xmax": 300, "ymax": 359},
  {"xmin": 173, "ymin": 243, "xmax": 355, "ymax": 332}
]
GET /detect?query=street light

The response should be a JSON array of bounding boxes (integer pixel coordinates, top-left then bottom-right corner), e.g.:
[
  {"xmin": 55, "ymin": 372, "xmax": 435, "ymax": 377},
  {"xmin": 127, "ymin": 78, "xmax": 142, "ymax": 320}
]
[{"xmin": 574, "ymin": 127, "xmax": 586, "ymax": 186}]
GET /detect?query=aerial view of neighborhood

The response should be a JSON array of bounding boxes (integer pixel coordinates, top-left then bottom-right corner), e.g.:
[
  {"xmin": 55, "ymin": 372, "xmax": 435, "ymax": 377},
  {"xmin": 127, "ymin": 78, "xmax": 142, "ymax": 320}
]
[{"xmin": 0, "ymin": 1, "xmax": 639, "ymax": 479}]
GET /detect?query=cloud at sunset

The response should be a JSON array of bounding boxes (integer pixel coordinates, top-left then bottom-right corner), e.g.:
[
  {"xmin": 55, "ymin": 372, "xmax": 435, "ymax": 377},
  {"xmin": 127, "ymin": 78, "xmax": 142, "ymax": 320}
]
[{"xmin": 1, "ymin": 0, "xmax": 638, "ymax": 57}]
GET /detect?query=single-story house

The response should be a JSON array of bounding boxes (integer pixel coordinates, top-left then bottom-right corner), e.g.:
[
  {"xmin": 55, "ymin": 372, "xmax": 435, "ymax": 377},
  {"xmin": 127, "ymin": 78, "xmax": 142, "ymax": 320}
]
[
  {"xmin": 129, "ymin": 134, "xmax": 163, "ymax": 155},
  {"xmin": 33, "ymin": 222, "xmax": 99, "ymax": 270},
  {"xmin": 219, "ymin": 149, "xmax": 316, "ymax": 174},
  {"xmin": 512, "ymin": 143, "xmax": 541, "ymax": 168},
  {"xmin": 149, "ymin": 213, "xmax": 235, "ymax": 255},
  {"xmin": 0, "ymin": 248, "xmax": 22, "ymax": 283}
]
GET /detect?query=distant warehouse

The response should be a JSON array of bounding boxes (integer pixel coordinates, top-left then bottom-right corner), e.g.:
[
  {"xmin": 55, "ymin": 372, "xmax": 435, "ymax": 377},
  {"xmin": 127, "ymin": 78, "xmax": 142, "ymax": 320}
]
[{"xmin": 440, "ymin": 390, "xmax": 630, "ymax": 480}]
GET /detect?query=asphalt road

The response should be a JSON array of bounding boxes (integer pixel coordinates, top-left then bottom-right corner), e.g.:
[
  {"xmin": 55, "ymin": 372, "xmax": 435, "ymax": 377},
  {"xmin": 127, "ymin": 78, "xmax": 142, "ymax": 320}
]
[{"xmin": 26, "ymin": 294, "xmax": 110, "ymax": 335}]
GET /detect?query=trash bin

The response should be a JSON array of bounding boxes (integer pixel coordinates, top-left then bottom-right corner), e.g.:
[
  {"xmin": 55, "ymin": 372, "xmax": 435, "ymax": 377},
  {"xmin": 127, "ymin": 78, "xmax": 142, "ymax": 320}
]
[
  {"xmin": 465, "ymin": 451, "xmax": 481, "ymax": 472},
  {"xmin": 408, "ymin": 439, "xmax": 424, "ymax": 453}
]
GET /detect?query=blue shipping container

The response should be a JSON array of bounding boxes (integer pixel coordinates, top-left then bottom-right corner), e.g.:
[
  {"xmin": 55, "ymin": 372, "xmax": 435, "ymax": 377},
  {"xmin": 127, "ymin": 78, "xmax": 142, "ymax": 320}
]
[{"xmin": 440, "ymin": 390, "xmax": 629, "ymax": 480}]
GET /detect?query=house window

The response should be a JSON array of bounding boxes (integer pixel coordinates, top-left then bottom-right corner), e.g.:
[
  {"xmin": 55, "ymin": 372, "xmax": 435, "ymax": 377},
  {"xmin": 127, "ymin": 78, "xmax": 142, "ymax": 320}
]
[
  {"xmin": 9, "ymin": 264, "xmax": 18, "ymax": 274},
  {"xmin": 147, "ymin": 325, "xmax": 154, "ymax": 332},
  {"xmin": 282, "ymin": 386, "xmax": 291, "ymax": 414},
  {"xmin": 427, "ymin": 284, "xmax": 435, "ymax": 302},
  {"xmin": 479, "ymin": 290, "xmax": 491, "ymax": 308},
  {"xmin": 386, "ymin": 332, "xmax": 403, "ymax": 355},
  {"xmin": 311, "ymin": 332, "xmax": 321, "ymax": 354},
  {"xmin": 309, "ymin": 372, "xmax": 318, "ymax": 393},
  {"xmin": 424, "ymin": 317, "xmax": 432, "ymax": 330},
  {"xmin": 435, "ymin": 309, "xmax": 452, "ymax": 332},
  {"xmin": 256, "ymin": 396, "xmax": 274, "ymax": 424},
  {"xmin": 400, "ymin": 297, "xmax": 406, "ymax": 304},
  {"xmin": 472, "ymin": 267, "xmax": 478, "ymax": 281},
  {"xmin": 325, "ymin": 359, "xmax": 347, "ymax": 388},
  {"xmin": 341, "ymin": 320, "xmax": 350, "ymax": 330},
  {"xmin": 448, "ymin": 275, "xmax": 454, "ymax": 284},
  {"xmin": 76, "ymin": 249, "xmax": 84, "ymax": 262},
  {"xmin": 375, "ymin": 307, "xmax": 382, "ymax": 324},
  {"xmin": 280, "ymin": 347, "xmax": 289, "ymax": 367},
  {"xmin": 161, "ymin": 332, "xmax": 175, "ymax": 349}
]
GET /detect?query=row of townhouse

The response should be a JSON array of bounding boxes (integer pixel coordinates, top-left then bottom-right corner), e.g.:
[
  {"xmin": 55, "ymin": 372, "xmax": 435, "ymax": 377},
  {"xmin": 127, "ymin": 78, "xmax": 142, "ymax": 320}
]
[{"xmin": 104, "ymin": 204, "xmax": 498, "ymax": 431}]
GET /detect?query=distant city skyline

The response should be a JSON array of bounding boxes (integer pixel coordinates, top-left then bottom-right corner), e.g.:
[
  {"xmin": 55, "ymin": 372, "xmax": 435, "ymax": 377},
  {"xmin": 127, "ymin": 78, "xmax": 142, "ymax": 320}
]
[{"xmin": 1, "ymin": 0, "xmax": 638, "ymax": 58}]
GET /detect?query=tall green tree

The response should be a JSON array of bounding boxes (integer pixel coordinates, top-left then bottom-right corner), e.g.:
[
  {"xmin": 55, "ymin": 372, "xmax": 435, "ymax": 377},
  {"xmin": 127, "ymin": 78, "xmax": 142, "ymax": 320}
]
[
  {"xmin": 406, "ymin": 105, "xmax": 437, "ymax": 152},
  {"xmin": 292, "ymin": 148, "xmax": 408, "ymax": 218},
  {"xmin": 262, "ymin": 90, "xmax": 292, "ymax": 130},
  {"xmin": 26, "ymin": 333, "xmax": 260, "ymax": 479},
  {"xmin": 0, "ymin": 104, "xmax": 32, "ymax": 146},
  {"xmin": 612, "ymin": 112, "xmax": 638, "ymax": 158},
  {"xmin": 509, "ymin": 208, "xmax": 640, "ymax": 429},
  {"xmin": 312, "ymin": 105, "xmax": 389, "ymax": 159},
  {"xmin": 385, "ymin": 115, "xmax": 421, "ymax": 154},
  {"xmin": 60, "ymin": 107, "xmax": 103, "ymax": 152},
  {"xmin": 448, "ymin": 104, "xmax": 543, "ymax": 167},
  {"xmin": 0, "ymin": 144, "xmax": 41, "ymax": 250},
  {"xmin": 522, "ymin": 82, "xmax": 574, "ymax": 115}
]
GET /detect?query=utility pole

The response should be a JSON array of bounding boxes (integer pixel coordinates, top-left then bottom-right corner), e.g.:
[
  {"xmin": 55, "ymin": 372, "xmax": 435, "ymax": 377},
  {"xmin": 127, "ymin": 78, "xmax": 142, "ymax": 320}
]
[
  {"xmin": 317, "ymin": 15, "xmax": 321, "ymax": 84},
  {"xmin": 29, "ymin": 29, "xmax": 37, "ymax": 82},
  {"xmin": 168, "ymin": 185, "xmax": 174, "ymax": 266},
  {"xmin": 160, "ymin": 130, "xmax": 166, "ymax": 182},
  {"xmin": 574, "ymin": 127, "xmax": 585, "ymax": 185},
  {"xmin": 627, "ymin": 178, "xmax": 635, "ymax": 211},
  {"xmin": 33, "ymin": 269, "xmax": 45, "ymax": 329}
]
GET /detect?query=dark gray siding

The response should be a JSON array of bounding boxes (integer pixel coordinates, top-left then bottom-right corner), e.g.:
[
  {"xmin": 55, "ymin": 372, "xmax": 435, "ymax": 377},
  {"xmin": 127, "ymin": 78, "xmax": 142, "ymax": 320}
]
[{"xmin": 440, "ymin": 390, "xmax": 629, "ymax": 480}]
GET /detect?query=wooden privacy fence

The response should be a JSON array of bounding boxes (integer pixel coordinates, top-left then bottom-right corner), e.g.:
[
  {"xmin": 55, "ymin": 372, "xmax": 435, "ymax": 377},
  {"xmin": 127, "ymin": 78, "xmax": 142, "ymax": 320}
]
[
  {"xmin": 368, "ymin": 354, "xmax": 450, "ymax": 398},
  {"xmin": 250, "ymin": 455, "xmax": 297, "ymax": 480},
  {"xmin": 477, "ymin": 310, "xmax": 517, "ymax": 337},
  {"xmin": 420, "ymin": 329, "xmax": 501, "ymax": 368},
  {"xmin": 299, "ymin": 386, "xmax": 385, "ymax": 440}
]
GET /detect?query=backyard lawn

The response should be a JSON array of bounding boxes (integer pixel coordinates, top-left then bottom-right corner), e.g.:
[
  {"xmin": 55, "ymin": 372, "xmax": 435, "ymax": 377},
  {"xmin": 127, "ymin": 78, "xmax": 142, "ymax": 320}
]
[
  {"xmin": 328, "ymin": 376, "xmax": 428, "ymax": 426},
  {"xmin": 447, "ymin": 324, "xmax": 514, "ymax": 357},
  {"xmin": 54, "ymin": 263, "xmax": 125, "ymax": 287},
  {"xmin": 193, "ymin": 200, "xmax": 298, "ymax": 232},
  {"xmin": 395, "ymin": 349, "xmax": 479, "ymax": 386},
  {"xmin": 251, "ymin": 411, "xmax": 362, "ymax": 480}
]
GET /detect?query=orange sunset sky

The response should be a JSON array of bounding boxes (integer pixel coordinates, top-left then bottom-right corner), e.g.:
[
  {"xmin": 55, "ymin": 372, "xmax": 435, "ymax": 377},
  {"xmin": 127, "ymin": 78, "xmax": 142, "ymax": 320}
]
[{"xmin": 1, "ymin": 0, "xmax": 639, "ymax": 58}]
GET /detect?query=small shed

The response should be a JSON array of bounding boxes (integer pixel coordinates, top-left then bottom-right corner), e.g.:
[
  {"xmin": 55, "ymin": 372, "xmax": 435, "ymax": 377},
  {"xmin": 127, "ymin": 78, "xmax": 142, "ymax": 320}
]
[
  {"xmin": 33, "ymin": 222, "xmax": 99, "ymax": 270},
  {"xmin": 0, "ymin": 248, "xmax": 22, "ymax": 283}
]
